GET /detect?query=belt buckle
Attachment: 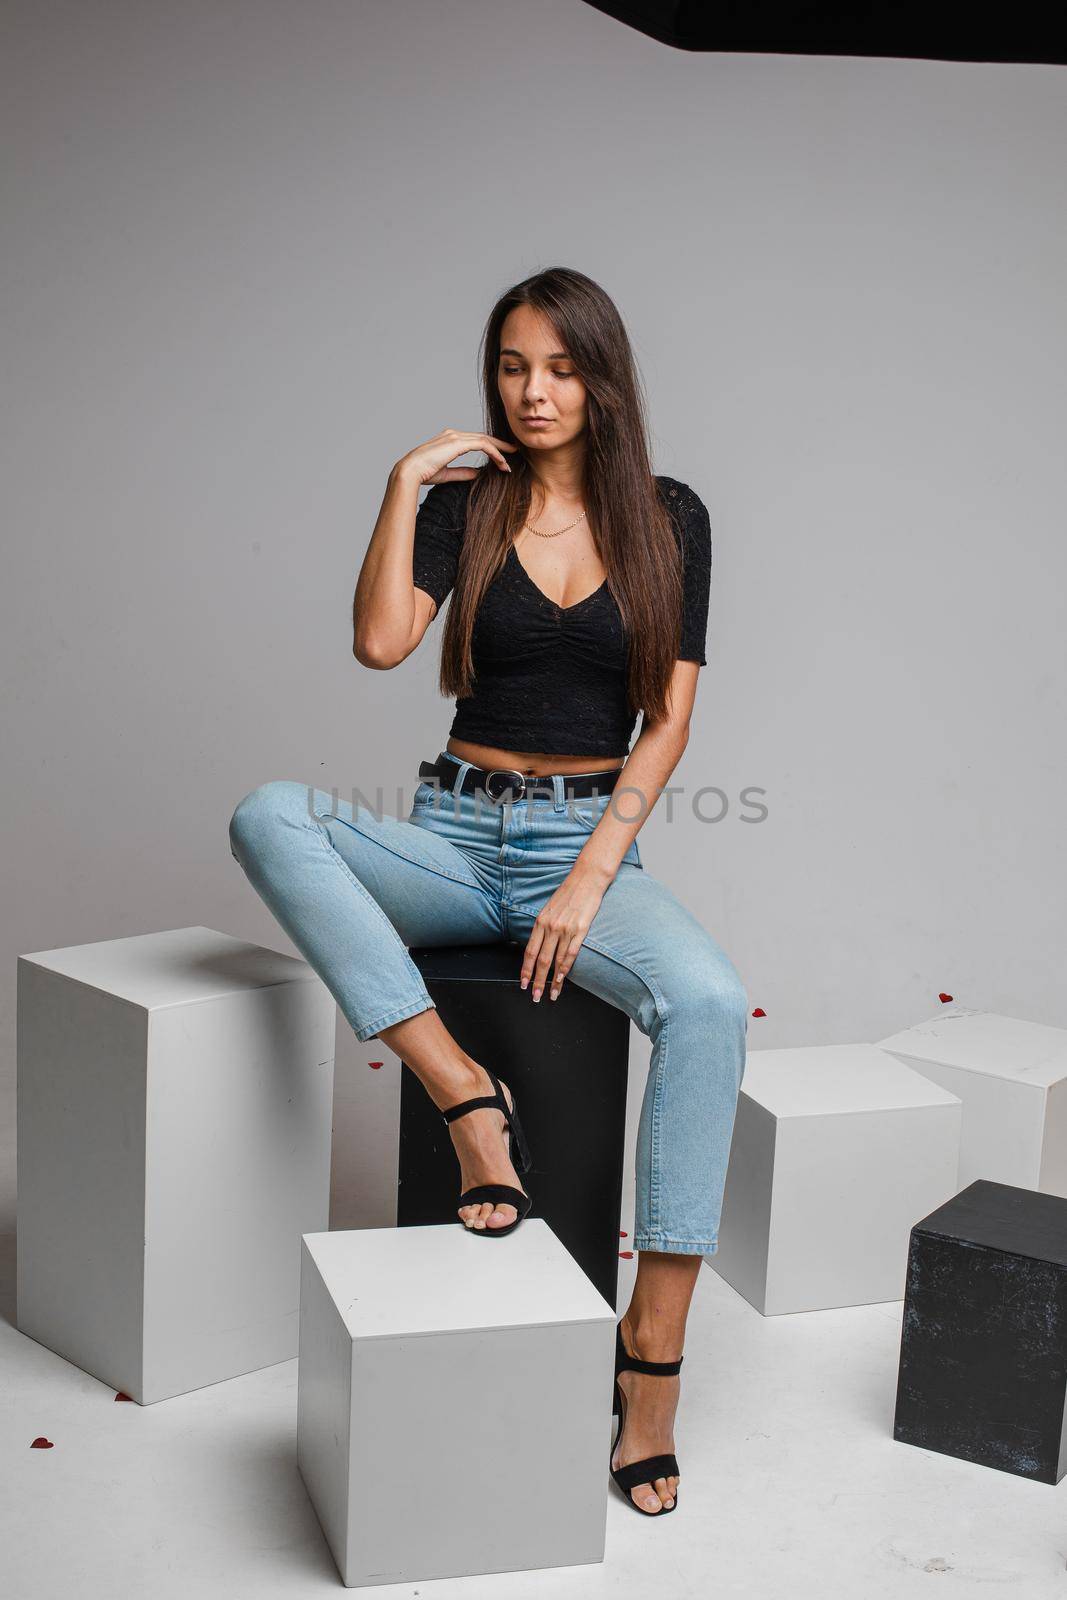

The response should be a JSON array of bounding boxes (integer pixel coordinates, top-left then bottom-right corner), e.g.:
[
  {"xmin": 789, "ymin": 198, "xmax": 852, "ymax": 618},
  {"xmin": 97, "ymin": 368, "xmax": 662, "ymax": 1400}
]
[{"xmin": 484, "ymin": 767, "xmax": 527, "ymax": 803}]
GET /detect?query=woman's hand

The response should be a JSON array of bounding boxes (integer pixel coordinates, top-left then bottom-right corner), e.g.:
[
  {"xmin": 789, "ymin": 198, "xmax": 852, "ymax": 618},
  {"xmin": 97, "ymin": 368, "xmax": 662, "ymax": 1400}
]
[
  {"xmin": 520, "ymin": 862, "xmax": 611, "ymax": 1003},
  {"xmin": 397, "ymin": 427, "xmax": 518, "ymax": 486}
]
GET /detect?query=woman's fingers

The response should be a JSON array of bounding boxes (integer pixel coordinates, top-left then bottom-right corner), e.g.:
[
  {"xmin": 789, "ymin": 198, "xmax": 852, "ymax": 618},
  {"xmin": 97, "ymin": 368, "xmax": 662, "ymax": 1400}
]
[
  {"xmin": 430, "ymin": 436, "xmax": 515, "ymax": 476},
  {"xmin": 443, "ymin": 428, "xmax": 519, "ymax": 475},
  {"xmin": 521, "ymin": 886, "xmax": 601, "ymax": 1005},
  {"xmin": 430, "ymin": 443, "xmax": 511, "ymax": 476},
  {"xmin": 522, "ymin": 919, "xmax": 561, "ymax": 1001},
  {"xmin": 524, "ymin": 921, "xmax": 589, "ymax": 1002},
  {"xmin": 405, "ymin": 428, "xmax": 519, "ymax": 485},
  {"xmin": 549, "ymin": 933, "xmax": 585, "ymax": 999},
  {"xmin": 519, "ymin": 922, "xmax": 545, "ymax": 992},
  {"xmin": 474, "ymin": 432, "xmax": 518, "ymax": 473}
]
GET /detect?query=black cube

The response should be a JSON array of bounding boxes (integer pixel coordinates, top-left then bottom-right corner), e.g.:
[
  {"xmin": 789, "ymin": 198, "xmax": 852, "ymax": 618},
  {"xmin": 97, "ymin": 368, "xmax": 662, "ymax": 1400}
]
[
  {"xmin": 894, "ymin": 1178, "xmax": 1067, "ymax": 1483},
  {"xmin": 396, "ymin": 942, "xmax": 631, "ymax": 1309}
]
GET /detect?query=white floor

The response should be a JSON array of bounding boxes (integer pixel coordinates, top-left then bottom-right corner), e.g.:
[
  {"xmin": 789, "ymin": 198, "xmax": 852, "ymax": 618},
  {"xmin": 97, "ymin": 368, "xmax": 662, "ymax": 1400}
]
[{"xmin": 3, "ymin": 1222, "xmax": 1067, "ymax": 1600}]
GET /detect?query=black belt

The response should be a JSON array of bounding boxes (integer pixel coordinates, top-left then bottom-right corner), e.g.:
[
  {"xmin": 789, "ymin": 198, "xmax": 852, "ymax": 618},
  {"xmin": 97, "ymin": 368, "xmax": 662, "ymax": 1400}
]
[{"xmin": 418, "ymin": 753, "xmax": 623, "ymax": 803}]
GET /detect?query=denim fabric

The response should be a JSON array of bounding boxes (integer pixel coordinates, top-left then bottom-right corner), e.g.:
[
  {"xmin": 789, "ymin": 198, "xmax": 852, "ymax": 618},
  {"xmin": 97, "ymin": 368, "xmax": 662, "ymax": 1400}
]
[{"xmin": 228, "ymin": 751, "xmax": 749, "ymax": 1256}]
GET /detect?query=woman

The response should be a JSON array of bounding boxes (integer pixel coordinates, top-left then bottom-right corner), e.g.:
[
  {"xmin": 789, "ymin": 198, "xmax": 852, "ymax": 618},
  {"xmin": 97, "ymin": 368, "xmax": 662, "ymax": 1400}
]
[{"xmin": 228, "ymin": 266, "xmax": 748, "ymax": 1518}]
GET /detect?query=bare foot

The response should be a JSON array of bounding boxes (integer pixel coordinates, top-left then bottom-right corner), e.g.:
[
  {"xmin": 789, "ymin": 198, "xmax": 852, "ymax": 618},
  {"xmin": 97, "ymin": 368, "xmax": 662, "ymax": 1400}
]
[
  {"xmin": 443, "ymin": 1065, "xmax": 527, "ymax": 1231},
  {"xmin": 611, "ymin": 1312, "xmax": 681, "ymax": 1512}
]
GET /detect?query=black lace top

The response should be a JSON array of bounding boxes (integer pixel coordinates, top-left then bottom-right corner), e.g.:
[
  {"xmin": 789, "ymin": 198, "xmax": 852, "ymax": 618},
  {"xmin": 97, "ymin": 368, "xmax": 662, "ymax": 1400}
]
[{"xmin": 411, "ymin": 474, "xmax": 712, "ymax": 758}]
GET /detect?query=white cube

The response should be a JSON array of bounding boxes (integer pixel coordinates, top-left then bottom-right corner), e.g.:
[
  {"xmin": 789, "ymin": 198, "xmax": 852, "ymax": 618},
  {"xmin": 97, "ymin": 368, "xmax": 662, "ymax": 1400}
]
[
  {"xmin": 876, "ymin": 1005, "xmax": 1067, "ymax": 1197},
  {"xmin": 17, "ymin": 925, "xmax": 335, "ymax": 1403},
  {"xmin": 708, "ymin": 1043, "xmax": 961, "ymax": 1314},
  {"xmin": 297, "ymin": 1219, "xmax": 614, "ymax": 1588}
]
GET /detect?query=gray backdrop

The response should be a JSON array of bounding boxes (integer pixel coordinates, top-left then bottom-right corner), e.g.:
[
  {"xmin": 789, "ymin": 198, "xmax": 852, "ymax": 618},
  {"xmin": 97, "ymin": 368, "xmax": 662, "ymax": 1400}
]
[{"xmin": 3, "ymin": 0, "xmax": 1065, "ymax": 1252}]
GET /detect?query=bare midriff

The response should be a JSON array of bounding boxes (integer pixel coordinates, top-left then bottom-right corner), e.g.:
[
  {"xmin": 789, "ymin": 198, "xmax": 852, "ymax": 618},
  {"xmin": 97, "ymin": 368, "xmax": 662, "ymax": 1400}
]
[{"xmin": 445, "ymin": 737, "xmax": 625, "ymax": 778}]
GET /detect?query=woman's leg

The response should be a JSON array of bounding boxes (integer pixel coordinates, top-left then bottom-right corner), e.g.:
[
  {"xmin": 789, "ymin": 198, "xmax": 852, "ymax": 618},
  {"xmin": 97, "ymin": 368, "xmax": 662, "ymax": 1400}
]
[
  {"xmin": 614, "ymin": 1252, "xmax": 701, "ymax": 1511},
  {"xmin": 508, "ymin": 864, "xmax": 749, "ymax": 1253},
  {"xmin": 228, "ymin": 778, "xmax": 506, "ymax": 1037},
  {"xmin": 227, "ymin": 779, "xmax": 526, "ymax": 1228},
  {"xmin": 506, "ymin": 864, "xmax": 749, "ymax": 1510}
]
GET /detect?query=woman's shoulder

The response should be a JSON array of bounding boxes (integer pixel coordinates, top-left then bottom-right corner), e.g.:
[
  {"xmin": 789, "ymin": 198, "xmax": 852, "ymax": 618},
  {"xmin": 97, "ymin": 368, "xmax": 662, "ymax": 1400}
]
[
  {"xmin": 653, "ymin": 473, "xmax": 707, "ymax": 516},
  {"xmin": 417, "ymin": 475, "xmax": 476, "ymax": 527},
  {"xmin": 653, "ymin": 475, "xmax": 711, "ymax": 552}
]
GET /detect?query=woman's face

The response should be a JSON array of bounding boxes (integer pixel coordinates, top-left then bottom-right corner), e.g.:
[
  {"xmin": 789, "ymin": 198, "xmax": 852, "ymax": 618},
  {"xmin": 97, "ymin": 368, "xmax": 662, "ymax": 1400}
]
[{"xmin": 497, "ymin": 304, "xmax": 588, "ymax": 452}]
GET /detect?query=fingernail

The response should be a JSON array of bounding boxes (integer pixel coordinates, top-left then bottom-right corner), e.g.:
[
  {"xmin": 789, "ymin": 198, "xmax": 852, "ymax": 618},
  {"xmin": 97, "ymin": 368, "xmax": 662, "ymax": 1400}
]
[
  {"xmin": 533, "ymin": 989, "xmax": 541, "ymax": 1002},
  {"xmin": 520, "ymin": 978, "xmax": 528, "ymax": 990}
]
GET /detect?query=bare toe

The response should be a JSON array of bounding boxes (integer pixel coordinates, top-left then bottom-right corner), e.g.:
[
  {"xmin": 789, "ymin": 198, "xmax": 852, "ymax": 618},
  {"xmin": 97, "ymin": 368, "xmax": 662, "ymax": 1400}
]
[{"xmin": 449, "ymin": 1070, "xmax": 526, "ymax": 1233}]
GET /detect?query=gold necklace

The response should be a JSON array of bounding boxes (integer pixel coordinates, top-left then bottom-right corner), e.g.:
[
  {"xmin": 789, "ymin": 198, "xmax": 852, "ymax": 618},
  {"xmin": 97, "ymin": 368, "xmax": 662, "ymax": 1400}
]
[{"xmin": 523, "ymin": 509, "xmax": 588, "ymax": 540}]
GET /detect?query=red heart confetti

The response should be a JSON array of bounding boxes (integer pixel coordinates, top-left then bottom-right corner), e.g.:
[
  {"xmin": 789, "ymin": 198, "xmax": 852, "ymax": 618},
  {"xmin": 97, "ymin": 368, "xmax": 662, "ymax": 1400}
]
[
  {"xmin": 30, "ymin": 1437, "xmax": 54, "ymax": 1449},
  {"xmin": 619, "ymin": 1250, "xmax": 634, "ymax": 1260},
  {"xmin": 938, "ymin": 993, "xmax": 953, "ymax": 1003},
  {"xmin": 619, "ymin": 1230, "xmax": 628, "ymax": 1238},
  {"xmin": 369, "ymin": 1061, "xmax": 383, "ymax": 1070},
  {"xmin": 115, "ymin": 1391, "xmax": 134, "ymax": 1402},
  {"xmin": 751, "ymin": 1007, "xmax": 766, "ymax": 1018}
]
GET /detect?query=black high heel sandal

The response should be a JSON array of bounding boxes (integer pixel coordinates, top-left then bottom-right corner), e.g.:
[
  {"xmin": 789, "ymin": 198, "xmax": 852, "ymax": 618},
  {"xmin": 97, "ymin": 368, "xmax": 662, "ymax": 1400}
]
[
  {"xmin": 440, "ymin": 1066, "xmax": 533, "ymax": 1238},
  {"xmin": 610, "ymin": 1319, "xmax": 683, "ymax": 1515}
]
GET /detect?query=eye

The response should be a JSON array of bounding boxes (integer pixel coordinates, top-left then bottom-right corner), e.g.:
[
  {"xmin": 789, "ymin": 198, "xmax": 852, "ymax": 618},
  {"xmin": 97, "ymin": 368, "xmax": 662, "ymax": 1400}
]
[{"xmin": 503, "ymin": 367, "xmax": 574, "ymax": 378}]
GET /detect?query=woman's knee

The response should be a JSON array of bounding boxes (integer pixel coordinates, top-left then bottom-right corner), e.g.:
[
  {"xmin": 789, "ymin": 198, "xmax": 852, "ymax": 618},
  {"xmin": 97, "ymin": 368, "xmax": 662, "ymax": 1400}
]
[
  {"xmin": 228, "ymin": 778, "xmax": 310, "ymax": 862},
  {"xmin": 667, "ymin": 960, "xmax": 749, "ymax": 1037}
]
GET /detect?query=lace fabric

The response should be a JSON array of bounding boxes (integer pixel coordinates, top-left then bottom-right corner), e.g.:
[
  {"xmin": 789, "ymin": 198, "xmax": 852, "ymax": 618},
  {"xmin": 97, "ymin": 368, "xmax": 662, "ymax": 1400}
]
[{"xmin": 411, "ymin": 474, "xmax": 712, "ymax": 757}]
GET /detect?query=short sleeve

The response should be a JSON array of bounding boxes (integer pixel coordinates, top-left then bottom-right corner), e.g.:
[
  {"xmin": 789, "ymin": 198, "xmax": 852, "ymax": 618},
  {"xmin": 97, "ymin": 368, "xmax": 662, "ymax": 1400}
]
[
  {"xmin": 660, "ymin": 479, "xmax": 712, "ymax": 665},
  {"xmin": 411, "ymin": 480, "xmax": 469, "ymax": 613}
]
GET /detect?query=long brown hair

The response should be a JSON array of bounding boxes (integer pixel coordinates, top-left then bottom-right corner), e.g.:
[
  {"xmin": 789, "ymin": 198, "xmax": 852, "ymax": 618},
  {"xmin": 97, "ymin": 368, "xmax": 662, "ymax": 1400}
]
[{"xmin": 439, "ymin": 266, "xmax": 685, "ymax": 726}]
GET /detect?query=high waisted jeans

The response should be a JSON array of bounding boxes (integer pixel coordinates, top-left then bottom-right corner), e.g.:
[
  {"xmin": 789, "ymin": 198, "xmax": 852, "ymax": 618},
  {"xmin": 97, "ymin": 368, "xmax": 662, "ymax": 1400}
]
[{"xmin": 227, "ymin": 751, "xmax": 749, "ymax": 1256}]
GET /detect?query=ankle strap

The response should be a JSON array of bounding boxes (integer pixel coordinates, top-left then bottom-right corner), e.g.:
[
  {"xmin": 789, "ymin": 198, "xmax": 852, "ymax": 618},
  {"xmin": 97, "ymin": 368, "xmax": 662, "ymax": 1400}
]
[
  {"xmin": 620, "ymin": 1353, "xmax": 683, "ymax": 1376},
  {"xmin": 616, "ymin": 1321, "xmax": 683, "ymax": 1376},
  {"xmin": 441, "ymin": 1066, "xmax": 508, "ymax": 1126}
]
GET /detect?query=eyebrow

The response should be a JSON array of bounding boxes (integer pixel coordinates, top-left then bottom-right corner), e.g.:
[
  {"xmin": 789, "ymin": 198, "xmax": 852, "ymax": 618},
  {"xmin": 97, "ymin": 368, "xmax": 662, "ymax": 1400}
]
[{"xmin": 500, "ymin": 347, "xmax": 572, "ymax": 361}]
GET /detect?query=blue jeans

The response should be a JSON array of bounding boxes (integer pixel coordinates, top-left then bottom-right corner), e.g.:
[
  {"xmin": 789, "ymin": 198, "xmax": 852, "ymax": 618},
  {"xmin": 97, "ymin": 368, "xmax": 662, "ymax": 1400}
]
[{"xmin": 228, "ymin": 752, "xmax": 749, "ymax": 1256}]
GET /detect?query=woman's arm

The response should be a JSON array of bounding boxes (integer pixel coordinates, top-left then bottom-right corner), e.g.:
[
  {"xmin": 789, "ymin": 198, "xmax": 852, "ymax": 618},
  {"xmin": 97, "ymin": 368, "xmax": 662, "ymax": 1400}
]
[
  {"xmin": 573, "ymin": 663, "xmax": 699, "ymax": 886},
  {"xmin": 518, "ymin": 480, "xmax": 712, "ymax": 1003},
  {"xmin": 518, "ymin": 666, "xmax": 698, "ymax": 1003},
  {"xmin": 352, "ymin": 462, "xmax": 436, "ymax": 669},
  {"xmin": 573, "ymin": 483, "xmax": 712, "ymax": 872},
  {"xmin": 352, "ymin": 430, "xmax": 516, "ymax": 669}
]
